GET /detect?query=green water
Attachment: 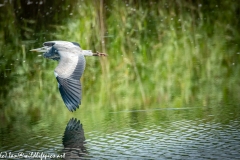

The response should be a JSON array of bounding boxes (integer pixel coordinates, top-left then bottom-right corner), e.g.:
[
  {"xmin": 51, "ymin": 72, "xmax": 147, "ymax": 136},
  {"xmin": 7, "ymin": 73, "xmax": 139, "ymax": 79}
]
[
  {"xmin": 1, "ymin": 0, "xmax": 240, "ymax": 159},
  {"xmin": 1, "ymin": 106, "xmax": 240, "ymax": 159}
]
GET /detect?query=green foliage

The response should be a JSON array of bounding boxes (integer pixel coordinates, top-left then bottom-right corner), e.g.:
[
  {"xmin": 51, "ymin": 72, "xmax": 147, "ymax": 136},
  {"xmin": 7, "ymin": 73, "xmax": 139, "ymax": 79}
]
[{"xmin": 55, "ymin": 0, "xmax": 240, "ymax": 109}]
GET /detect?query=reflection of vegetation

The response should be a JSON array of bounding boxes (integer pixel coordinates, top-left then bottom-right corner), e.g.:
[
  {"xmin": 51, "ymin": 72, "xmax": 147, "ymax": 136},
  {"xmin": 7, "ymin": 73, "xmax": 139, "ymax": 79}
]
[{"xmin": 1, "ymin": 0, "xmax": 240, "ymax": 120}]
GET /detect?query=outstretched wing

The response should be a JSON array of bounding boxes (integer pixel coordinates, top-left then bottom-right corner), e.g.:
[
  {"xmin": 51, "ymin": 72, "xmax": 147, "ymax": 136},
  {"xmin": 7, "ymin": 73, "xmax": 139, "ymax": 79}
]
[
  {"xmin": 54, "ymin": 47, "xmax": 85, "ymax": 111},
  {"xmin": 56, "ymin": 76, "xmax": 82, "ymax": 111}
]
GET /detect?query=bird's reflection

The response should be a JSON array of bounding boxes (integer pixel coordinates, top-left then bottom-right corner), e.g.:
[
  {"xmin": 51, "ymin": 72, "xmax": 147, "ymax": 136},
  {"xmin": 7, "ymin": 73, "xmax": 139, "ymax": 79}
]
[{"xmin": 62, "ymin": 118, "xmax": 87, "ymax": 159}]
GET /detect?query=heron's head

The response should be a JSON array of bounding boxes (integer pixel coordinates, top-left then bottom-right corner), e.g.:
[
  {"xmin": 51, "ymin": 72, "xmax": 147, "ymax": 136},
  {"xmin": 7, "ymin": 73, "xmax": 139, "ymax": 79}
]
[{"xmin": 30, "ymin": 46, "xmax": 60, "ymax": 60}]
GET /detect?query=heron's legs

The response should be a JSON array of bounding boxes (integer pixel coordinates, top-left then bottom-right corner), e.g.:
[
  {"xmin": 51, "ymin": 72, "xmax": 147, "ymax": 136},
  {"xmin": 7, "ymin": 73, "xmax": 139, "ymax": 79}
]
[{"xmin": 93, "ymin": 51, "xmax": 108, "ymax": 57}]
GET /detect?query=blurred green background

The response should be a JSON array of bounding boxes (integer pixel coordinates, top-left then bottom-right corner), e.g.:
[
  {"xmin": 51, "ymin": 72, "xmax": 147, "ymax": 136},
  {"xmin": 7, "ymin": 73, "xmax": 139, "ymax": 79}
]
[{"xmin": 0, "ymin": 0, "xmax": 240, "ymax": 123}]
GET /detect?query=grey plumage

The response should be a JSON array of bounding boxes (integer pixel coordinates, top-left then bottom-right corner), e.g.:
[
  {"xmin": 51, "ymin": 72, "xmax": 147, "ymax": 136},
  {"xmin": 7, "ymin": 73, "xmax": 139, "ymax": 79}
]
[
  {"xmin": 31, "ymin": 41, "xmax": 86, "ymax": 111},
  {"xmin": 30, "ymin": 40, "xmax": 107, "ymax": 111}
]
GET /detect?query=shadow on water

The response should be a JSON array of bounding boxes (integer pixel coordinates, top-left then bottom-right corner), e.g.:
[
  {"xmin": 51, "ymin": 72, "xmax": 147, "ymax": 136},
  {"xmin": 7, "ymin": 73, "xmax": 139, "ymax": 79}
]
[{"xmin": 62, "ymin": 118, "xmax": 87, "ymax": 159}]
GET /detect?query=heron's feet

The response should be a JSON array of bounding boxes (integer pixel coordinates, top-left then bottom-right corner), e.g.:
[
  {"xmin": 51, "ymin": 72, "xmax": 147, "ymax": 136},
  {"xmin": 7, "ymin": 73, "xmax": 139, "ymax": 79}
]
[{"xmin": 96, "ymin": 51, "xmax": 108, "ymax": 56}]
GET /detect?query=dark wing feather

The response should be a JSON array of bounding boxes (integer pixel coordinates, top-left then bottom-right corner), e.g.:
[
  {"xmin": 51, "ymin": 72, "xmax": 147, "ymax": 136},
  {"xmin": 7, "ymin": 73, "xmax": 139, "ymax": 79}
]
[
  {"xmin": 55, "ymin": 54, "xmax": 85, "ymax": 111},
  {"xmin": 56, "ymin": 77, "xmax": 81, "ymax": 111}
]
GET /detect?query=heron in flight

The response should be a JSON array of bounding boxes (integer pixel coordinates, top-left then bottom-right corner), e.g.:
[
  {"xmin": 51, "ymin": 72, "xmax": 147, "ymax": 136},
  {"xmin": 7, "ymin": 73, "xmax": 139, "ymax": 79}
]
[{"xmin": 30, "ymin": 41, "xmax": 107, "ymax": 111}]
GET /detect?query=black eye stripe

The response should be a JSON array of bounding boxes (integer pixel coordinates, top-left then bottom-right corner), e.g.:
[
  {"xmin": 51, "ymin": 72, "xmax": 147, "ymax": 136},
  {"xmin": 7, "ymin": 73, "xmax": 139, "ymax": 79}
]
[{"xmin": 43, "ymin": 42, "xmax": 55, "ymax": 47}]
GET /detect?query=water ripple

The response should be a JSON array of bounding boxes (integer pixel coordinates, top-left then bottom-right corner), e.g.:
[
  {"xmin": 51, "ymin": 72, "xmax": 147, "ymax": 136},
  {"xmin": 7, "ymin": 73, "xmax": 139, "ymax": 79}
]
[{"xmin": 85, "ymin": 119, "xmax": 240, "ymax": 159}]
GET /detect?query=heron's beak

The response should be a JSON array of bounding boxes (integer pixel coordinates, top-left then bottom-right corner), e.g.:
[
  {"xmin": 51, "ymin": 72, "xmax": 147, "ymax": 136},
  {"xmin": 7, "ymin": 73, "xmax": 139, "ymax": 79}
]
[{"xmin": 30, "ymin": 47, "xmax": 47, "ymax": 52}]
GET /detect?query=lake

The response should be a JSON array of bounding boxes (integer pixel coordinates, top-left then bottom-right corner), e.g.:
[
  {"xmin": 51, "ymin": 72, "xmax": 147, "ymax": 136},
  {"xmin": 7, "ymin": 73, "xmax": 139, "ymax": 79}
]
[{"xmin": 1, "ymin": 104, "xmax": 240, "ymax": 159}]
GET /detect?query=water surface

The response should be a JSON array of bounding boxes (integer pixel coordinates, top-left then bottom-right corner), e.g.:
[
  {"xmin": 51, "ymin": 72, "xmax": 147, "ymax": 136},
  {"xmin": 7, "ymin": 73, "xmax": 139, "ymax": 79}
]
[{"xmin": 1, "ymin": 105, "xmax": 240, "ymax": 159}]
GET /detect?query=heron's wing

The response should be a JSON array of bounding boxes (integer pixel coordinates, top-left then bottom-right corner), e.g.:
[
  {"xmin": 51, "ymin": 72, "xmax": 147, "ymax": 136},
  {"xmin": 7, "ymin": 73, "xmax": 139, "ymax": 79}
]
[
  {"xmin": 55, "ymin": 53, "xmax": 85, "ymax": 112},
  {"xmin": 56, "ymin": 77, "xmax": 82, "ymax": 111}
]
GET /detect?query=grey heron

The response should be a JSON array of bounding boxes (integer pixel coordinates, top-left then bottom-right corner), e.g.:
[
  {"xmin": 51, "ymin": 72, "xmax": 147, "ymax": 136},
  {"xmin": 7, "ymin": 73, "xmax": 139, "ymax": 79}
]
[{"xmin": 30, "ymin": 41, "xmax": 107, "ymax": 111}]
